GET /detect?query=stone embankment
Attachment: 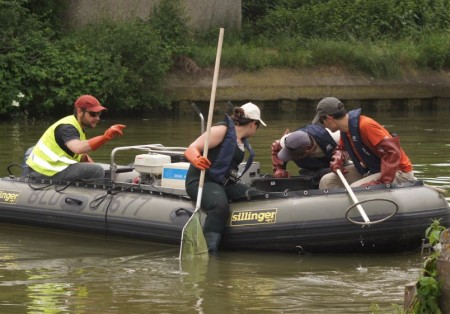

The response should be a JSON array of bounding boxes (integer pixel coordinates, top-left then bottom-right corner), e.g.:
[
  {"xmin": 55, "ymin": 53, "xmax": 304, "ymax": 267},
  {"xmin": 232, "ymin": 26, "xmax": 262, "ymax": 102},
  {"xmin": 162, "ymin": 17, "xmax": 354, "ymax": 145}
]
[{"xmin": 164, "ymin": 67, "xmax": 450, "ymax": 113}]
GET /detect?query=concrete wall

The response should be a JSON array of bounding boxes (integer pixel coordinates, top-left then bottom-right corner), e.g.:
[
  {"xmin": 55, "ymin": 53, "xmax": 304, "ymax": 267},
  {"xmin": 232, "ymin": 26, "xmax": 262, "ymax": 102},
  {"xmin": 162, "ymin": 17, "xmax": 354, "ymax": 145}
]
[
  {"xmin": 63, "ymin": 0, "xmax": 241, "ymax": 30},
  {"xmin": 164, "ymin": 67, "xmax": 450, "ymax": 113}
]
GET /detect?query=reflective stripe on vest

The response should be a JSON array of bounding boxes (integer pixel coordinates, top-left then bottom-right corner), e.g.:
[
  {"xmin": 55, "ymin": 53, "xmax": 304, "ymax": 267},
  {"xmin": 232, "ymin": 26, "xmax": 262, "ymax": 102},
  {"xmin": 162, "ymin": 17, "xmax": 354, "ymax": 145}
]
[{"xmin": 26, "ymin": 115, "xmax": 85, "ymax": 176}]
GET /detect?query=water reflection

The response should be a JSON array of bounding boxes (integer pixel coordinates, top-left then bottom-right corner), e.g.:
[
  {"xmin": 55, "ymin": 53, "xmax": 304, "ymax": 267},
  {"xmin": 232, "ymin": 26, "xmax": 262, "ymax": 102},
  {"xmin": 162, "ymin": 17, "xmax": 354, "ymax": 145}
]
[
  {"xmin": 0, "ymin": 221, "xmax": 424, "ymax": 313},
  {"xmin": 0, "ymin": 108, "xmax": 449, "ymax": 313}
]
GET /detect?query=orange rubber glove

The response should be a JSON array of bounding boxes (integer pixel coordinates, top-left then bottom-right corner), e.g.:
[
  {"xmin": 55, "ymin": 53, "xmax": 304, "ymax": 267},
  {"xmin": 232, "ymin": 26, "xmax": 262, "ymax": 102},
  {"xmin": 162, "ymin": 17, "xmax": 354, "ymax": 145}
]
[
  {"xmin": 184, "ymin": 146, "xmax": 211, "ymax": 170},
  {"xmin": 88, "ymin": 124, "xmax": 126, "ymax": 151}
]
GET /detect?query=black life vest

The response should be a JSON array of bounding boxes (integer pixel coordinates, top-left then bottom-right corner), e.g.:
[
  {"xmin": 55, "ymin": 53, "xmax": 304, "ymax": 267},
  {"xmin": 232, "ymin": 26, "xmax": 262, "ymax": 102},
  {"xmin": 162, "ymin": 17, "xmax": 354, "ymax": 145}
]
[
  {"xmin": 341, "ymin": 109, "xmax": 381, "ymax": 175},
  {"xmin": 207, "ymin": 115, "xmax": 255, "ymax": 184},
  {"xmin": 291, "ymin": 124, "xmax": 337, "ymax": 170}
]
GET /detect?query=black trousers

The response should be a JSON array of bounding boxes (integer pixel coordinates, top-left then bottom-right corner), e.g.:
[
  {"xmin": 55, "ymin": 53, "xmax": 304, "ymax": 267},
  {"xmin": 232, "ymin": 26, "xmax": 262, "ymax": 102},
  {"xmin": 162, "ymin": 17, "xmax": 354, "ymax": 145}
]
[{"xmin": 186, "ymin": 180, "xmax": 262, "ymax": 234}]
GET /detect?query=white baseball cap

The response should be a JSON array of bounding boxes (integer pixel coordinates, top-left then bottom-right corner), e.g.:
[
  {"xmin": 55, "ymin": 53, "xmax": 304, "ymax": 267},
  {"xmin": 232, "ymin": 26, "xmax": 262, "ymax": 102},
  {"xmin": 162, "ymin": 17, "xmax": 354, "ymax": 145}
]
[{"xmin": 241, "ymin": 102, "xmax": 267, "ymax": 126}]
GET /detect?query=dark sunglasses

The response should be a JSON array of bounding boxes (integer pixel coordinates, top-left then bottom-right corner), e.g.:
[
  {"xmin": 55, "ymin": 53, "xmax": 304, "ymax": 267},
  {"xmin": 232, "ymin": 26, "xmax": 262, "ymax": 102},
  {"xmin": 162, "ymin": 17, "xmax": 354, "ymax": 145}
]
[
  {"xmin": 254, "ymin": 120, "xmax": 260, "ymax": 129},
  {"xmin": 85, "ymin": 111, "xmax": 101, "ymax": 118}
]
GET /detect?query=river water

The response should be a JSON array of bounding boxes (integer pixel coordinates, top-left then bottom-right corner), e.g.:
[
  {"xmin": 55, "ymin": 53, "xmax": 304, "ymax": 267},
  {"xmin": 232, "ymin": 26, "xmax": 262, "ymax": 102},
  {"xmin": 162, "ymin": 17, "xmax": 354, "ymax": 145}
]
[{"xmin": 0, "ymin": 105, "xmax": 449, "ymax": 313}]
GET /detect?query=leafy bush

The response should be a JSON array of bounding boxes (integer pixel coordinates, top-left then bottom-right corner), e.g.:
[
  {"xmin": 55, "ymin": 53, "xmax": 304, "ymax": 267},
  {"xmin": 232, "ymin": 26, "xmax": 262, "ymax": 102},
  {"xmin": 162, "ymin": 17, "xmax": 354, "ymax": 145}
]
[
  {"xmin": 1, "ymin": 0, "xmax": 450, "ymax": 119},
  {"xmin": 0, "ymin": 0, "xmax": 57, "ymax": 117},
  {"xmin": 416, "ymin": 32, "xmax": 450, "ymax": 70},
  {"xmin": 408, "ymin": 219, "xmax": 446, "ymax": 313},
  {"xmin": 0, "ymin": 0, "xmax": 189, "ymax": 119},
  {"xmin": 63, "ymin": 21, "xmax": 173, "ymax": 114},
  {"xmin": 248, "ymin": 0, "xmax": 450, "ymax": 41}
]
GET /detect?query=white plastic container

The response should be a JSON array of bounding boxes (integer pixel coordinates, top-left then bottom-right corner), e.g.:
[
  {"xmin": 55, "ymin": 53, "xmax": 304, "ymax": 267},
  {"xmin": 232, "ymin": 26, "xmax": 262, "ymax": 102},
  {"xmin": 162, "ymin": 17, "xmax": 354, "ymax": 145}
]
[
  {"xmin": 161, "ymin": 162, "xmax": 190, "ymax": 189},
  {"xmin": 238, "ymin": 161, "xmax": 261, "ymax": 185},
  {"xmin": 134, "ymin": 154, "xmax": 171, "ymax": 175}
]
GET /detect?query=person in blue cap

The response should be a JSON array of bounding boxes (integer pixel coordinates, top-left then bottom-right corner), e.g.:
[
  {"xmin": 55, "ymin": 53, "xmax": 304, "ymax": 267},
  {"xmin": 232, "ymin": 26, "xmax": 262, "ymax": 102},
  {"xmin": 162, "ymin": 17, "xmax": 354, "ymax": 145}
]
[{"xmin": 271, "ymin": 126, "xmax": 339, "ymax": 180}]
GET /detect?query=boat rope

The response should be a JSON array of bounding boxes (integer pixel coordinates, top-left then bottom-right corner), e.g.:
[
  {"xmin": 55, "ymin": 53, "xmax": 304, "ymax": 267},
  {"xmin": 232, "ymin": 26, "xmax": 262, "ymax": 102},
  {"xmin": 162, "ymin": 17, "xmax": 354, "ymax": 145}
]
[
  {"xmin": 424, "ymin": 184, "xmax": 448, "ymax": 195},
  {"xmin": 90, "ymin": 185, "xmax": 134, "ymax": 210},
  {"xmin": 6, "ymin": 163, "xmax": 24, "ymax": 178},
  {"xmin": 26, "ymin": 175, "xmax": 113, "ymax": 192},
  {"xmin": 27, "ymin": 177, "xmax": 54, "ymax": 190},
  {"xmin": 56, "ymin": 178, "xmax": 113, "ymax": 192}
]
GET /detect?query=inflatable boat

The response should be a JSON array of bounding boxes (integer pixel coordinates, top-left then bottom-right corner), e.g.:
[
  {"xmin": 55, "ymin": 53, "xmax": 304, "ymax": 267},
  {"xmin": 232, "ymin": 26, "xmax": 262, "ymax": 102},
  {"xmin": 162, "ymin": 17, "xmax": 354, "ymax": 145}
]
[{"xmin": 1, "ymin": 144, "xmax": 449, "ymax": 253}]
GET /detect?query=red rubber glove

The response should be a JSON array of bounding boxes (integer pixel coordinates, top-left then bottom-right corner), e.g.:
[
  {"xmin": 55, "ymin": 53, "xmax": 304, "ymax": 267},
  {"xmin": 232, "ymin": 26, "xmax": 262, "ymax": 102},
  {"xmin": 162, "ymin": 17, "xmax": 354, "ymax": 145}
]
[
  {"xmin": 361, "ymin": 180, "xmax": 382, "ymax": 187},
  {"xmin": 271, "ymin": 129, "xmax": 290, "ymax": 178},
  {"xmin": 184, "ymin": 146, "xmax": 211, "ymax": 170},
  {"xmin": 359, "ymin": 137, "xmax": 402, "ymax": 187},
  {"xmin": 274, "ymin": 168, "xmax": 289, "ymax": 178},
  {"xmin": 376, "ymin": 137, "xmax": 401, "ymax": 184},
  {"xmin": 271, "ymin": 140, "xmax": 287, "ymax": 174},
  {"xmin": 330, "ymin": 147, "xmax": 348, "ymax": 174},
  {"xmin": 88, "ymin": 124, "xmax": 126, "ymax": 151}
]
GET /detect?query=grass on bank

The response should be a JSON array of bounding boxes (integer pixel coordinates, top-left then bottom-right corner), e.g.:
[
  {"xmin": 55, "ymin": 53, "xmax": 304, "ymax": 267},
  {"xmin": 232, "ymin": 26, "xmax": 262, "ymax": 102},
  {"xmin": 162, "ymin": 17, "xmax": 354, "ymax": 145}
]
[
  {"xmin": 189, "ymin": 32, "xmax": 450, "ymax": 79},
  {"xmin": 2, "ymin": 0, "xmax": 450, "ymax": 119}
]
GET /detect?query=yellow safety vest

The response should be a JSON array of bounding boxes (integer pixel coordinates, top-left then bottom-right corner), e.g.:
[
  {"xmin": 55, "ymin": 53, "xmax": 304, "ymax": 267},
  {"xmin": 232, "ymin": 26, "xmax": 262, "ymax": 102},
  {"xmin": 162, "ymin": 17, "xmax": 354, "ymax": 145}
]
[{"xmin": 26, "ymin": 115, "xmax": 86, "ymax": 176}]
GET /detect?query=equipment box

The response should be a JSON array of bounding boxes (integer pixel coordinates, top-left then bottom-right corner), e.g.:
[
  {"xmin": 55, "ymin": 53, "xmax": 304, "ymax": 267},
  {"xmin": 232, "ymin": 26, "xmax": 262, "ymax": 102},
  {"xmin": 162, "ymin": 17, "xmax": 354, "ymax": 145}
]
[
  {"xmin": 161, "ymin": 162, "xmax": 190, "ymax": 189},
  {"xmin": 134, "ymin": 154, "xmax": 171, "ymax": 175}
]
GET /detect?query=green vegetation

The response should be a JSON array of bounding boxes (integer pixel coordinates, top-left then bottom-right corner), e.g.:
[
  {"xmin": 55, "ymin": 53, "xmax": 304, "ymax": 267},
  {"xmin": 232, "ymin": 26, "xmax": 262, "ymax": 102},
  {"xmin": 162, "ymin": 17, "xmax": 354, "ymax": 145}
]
[
  {"xmin": 370, "ymin": 219, "xmax": 446, "ymax": 314},
  {"xmin": 0, "ymin": 0, "xmax": 187, "ymax": 118},
  {"xmin": 408, "ymin": 219, "xmax": 446, "ymax": 313},
  {"xmin": 1, "ymin": 0, "xmax": 450, "ymax": 118}
]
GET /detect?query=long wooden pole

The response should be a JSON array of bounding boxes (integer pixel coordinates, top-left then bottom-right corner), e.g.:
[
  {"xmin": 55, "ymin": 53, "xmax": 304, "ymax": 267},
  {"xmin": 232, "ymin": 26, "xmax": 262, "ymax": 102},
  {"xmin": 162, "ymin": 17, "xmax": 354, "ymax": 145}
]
[
  {"xmin": 196, "ymin": 27, "xmax": 224, "ymax": 207},
  {"xmin": 336, "ymin": 169, "xmax": 371, "ymax": 224},
  {"xmin": 179, "ymin": 28, "xmax": 224, "ymax": 259}
]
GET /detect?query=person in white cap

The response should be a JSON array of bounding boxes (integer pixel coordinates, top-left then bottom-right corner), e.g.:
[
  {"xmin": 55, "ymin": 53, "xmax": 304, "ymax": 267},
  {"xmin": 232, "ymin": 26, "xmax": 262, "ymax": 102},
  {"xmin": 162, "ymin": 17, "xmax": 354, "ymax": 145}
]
[
  {"xmin": 271, "ymin": 124, "xmax": 339, "ymax": 180},
  {"xmin": 312, "ymin": 97, "xmax": 416, "ymax": 189},
  {"xmin": 26, "ymin": 95, "xmax": 126, "ymax": 181},
  {"xmin": 184, "ymin": 102, "xmax": 266, "ymax": 253}
]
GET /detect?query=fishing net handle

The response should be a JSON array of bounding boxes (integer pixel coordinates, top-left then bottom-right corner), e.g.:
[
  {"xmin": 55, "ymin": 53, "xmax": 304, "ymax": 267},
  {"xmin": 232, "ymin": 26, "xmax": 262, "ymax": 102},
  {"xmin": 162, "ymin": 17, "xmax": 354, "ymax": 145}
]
[{"xmin": 345, "ymin": 198, "xmax": 399, "ymax": 226}]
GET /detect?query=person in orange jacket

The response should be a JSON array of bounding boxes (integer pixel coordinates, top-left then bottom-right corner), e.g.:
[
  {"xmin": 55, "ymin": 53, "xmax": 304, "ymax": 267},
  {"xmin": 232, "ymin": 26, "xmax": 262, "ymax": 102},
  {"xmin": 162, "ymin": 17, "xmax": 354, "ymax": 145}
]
[
  {"xmin": 27, "ymin": 95, "xmax": 125, "ymax": 182},
  {"xmin": 312, "ymin": 97, "xmax": 416, "ymax": 189},
  {"xmin": 184, "ymin": 102, "xmax": 266, "ymax": 253}
]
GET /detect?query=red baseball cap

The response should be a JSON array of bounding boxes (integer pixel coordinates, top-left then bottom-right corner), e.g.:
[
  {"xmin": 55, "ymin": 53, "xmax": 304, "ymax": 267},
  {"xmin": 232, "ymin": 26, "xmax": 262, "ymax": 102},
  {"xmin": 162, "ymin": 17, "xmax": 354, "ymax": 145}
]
[{"xmin": 74, "ymin": 95, "xmax": 107, "ymax": 112}]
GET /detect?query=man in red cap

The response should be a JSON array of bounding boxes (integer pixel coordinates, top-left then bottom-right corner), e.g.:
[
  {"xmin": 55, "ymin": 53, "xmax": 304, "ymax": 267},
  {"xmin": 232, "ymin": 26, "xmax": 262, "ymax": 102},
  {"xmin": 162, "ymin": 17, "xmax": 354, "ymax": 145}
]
[{"xmin": 26, "ymin": 95, "xmax": 126, "ymax": 181}]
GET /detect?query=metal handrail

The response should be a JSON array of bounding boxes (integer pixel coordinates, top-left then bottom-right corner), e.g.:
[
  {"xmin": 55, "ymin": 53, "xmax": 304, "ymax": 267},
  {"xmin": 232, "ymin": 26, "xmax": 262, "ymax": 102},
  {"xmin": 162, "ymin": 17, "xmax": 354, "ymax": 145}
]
[{"xmin": 109, "ymin": 144, "xmax": 187, "ymax": 181}]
